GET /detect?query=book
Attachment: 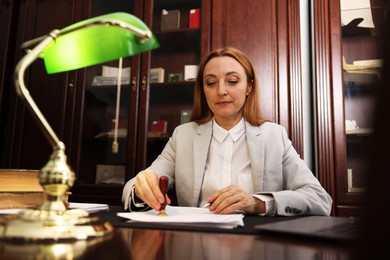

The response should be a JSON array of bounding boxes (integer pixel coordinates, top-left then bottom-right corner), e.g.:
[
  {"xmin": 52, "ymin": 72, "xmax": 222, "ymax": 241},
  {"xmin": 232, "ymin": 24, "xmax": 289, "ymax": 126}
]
[
  {"xmin": 0, "ymin": 169, "xmax": 69, "ymax": 209},
  {"xmin": 161, "ymin": 9, "xmax": 180, "ymax": 31},
  {"xmin": 151, "ymin": 120, "xmax": 167, "ymax": 133},
  {"xmin": 91, "ymin": 76, "xmax": 130, "ymax": 86},
  {"xmin": 180, "ymin": 109, "xmax": 192, "ymax": 124},
  {"xmin": 0, "ymin": 169, "xmax": 42, "ymax": 192},
  {"xmin": 0, "ymin": 192, "xmax": 46, "ymax": 209},
  {"xmin": 102, "ymin": 66, "xmax": 131, "ymax": 77},
  {"xmin": 148, "ymin": 120, "xmax": 168, "ymax": 138},
  {"xmin": 189, "ymin": 9, "xmax": 200, "ymax": 29},
  {"xmin": 184, "ymin": 65, "xmax": 198, "ymax": 81}
]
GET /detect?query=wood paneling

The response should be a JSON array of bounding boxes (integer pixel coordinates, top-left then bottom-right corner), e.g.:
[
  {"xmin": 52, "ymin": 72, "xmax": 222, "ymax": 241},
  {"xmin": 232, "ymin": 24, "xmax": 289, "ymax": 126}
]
[{"xmin": 209, "ymin": 0, "xmax": 304, "ymax": 155}]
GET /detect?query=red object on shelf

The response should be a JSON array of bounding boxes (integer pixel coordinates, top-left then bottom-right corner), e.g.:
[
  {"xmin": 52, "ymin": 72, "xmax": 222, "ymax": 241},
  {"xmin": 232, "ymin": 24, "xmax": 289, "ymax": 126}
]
[
  {"xmin": 112, "ymin": 119, "xmax": 127, "ymax": 129},
  {"xmin": 189, "ymin": 9, "xmax": 200, "ymax": 29},
  {"xmin": 151, "ymin": 120, "xmax": 167, "ymax": 133}
]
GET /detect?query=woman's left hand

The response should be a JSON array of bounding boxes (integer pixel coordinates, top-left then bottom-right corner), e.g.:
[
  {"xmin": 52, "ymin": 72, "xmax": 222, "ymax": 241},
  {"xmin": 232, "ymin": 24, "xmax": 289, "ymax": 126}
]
[{"xmin": 207, "ymin": 184, "xmax": 265, "ymax": 215}]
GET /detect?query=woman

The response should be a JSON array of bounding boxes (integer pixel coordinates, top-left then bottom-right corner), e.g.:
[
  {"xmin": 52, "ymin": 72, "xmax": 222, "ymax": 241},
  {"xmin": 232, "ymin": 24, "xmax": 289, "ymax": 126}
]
[{"xmin": 122, "ymin": 47, "xmax": 332, "ymax": 216}]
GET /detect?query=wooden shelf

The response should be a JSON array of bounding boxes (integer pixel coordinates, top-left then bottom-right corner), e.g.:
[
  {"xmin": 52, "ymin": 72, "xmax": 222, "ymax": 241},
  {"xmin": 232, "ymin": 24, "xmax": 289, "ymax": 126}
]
[{"xmin": 345, "ymin": 128, "xmax": 374, "ymax": 136}]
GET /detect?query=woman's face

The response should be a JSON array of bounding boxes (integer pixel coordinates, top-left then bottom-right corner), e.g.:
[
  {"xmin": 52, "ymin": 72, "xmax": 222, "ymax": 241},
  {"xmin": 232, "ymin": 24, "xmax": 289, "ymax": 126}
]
[{"xmin": 203, "ymin": 56, "xmax": 251, "ymax": 129}]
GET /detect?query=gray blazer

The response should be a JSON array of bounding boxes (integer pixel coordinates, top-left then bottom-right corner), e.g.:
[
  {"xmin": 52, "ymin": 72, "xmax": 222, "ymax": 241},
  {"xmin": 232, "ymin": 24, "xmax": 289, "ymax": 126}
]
[{"xmin": 122, "ymin": 121, "xmax": 332, "ymax": 216}]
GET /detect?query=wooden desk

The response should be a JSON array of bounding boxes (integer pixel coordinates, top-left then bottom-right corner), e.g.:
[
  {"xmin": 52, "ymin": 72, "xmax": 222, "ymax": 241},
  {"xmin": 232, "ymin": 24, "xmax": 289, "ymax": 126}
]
[{"xmin": 0, "ymin": 209, "xmax": 356, "ymax": 259}]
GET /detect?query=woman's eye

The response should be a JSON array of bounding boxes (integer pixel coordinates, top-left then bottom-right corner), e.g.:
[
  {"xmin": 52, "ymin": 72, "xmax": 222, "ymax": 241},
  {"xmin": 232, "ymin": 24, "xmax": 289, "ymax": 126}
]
[
  {"xmin": 227, "ymin": 79, "xmax": 238, "ymax": 85},
  {"xmin": 206, "ymin": 81, "xmax": 217, "ymax": 86}
]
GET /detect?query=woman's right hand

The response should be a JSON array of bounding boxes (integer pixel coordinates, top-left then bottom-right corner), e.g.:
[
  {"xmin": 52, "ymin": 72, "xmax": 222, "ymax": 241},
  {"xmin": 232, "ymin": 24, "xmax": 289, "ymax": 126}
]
[{"xmin": 134, "ymin": 169, "xmax": 171, "ymax": 211}]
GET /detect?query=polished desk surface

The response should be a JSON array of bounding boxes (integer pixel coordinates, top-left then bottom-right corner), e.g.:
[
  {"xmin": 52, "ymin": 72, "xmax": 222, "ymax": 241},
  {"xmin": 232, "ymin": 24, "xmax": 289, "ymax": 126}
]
[{"xmin": 0, "ymin": 206, "xmax": 357, "ymax": 260}]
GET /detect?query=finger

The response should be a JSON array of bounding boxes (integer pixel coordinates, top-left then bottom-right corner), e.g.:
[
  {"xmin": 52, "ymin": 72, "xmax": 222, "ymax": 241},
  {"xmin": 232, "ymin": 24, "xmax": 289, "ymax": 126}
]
[
  {"xmin": 134, "ymin": 171, "xmax": 152, "ymax": 198},
  {"xmin": 144, "ymin": 173, "xmax": 163, "ymax": 209},
  {"xmin": 148, "ymin": 175, "xmax": 169, "ymax": 205},
  {"xmin": 207, "ymin": 185, "xmax": 230, "ymax": 203},
  {"xmin": 208, "ymin": 185, "xmax": 235, "ymax": 205},
  {"xmin": 209, "ymin": 186, "xmax": 245, "ymax": 214},
  {"xmin": 220, "ymin": 202, "xmax": 243, "ymax": 214},
  {"xmin": 155, "ymin": 176, "xmax": 168, "ymax": 204},
  {"xmin": 212, "ymin": 195, "xmax": 238, "ymax": 214},
  {"xmin": 165, "ymin": 194, "xmax": 172, "ymax": 205},
  {"xmin": 207, "ymin": 187, "xmax": 227, "ymax": 207},
  {"xmin": 135, "ymin": 171, "xmax": 161, "ymax": 210},
  {"xmin": 208, "ymin": 184, "xmax": 240, "ymax": 201},
  {"xmin": 218, "ymin": 195, "xmax": 257, "ymax": 214}
]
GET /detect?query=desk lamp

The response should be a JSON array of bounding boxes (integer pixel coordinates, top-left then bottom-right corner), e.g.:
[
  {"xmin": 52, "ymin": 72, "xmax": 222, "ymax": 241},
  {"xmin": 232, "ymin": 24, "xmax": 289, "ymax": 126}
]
[{"xmin": 0, "ymin": 12, "xmax": 158, "ymax": 242}]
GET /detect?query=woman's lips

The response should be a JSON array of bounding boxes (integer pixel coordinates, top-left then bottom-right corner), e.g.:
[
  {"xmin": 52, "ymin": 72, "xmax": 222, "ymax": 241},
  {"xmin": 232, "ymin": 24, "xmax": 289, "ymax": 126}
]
[{"xmin": 216, "ymin": 101, "xmax": 231, "ymax": 106}]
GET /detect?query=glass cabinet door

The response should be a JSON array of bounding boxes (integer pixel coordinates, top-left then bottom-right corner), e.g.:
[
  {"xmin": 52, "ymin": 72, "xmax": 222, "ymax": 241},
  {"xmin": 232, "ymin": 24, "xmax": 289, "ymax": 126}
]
[
  {"xmin": 77, "ymin": 0, "xmax": 137, "ymax": 187},
  {"xmin": 73, "ymin": 0, "xmax": 205, "ymax": 203},
  {"xmin": 341, "ymin": 0, "xmax": 386, "ymax": 194},
  {"xmin": 138, "ymin": 0, "xmax": 203, "ymax": 169}
]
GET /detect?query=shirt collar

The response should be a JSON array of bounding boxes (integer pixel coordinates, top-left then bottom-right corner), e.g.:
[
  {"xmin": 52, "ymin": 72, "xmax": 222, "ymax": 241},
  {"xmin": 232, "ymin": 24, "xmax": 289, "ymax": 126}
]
[{"xmin": 212, "ymin": 118, "xmax": 246, "ymax": 143}]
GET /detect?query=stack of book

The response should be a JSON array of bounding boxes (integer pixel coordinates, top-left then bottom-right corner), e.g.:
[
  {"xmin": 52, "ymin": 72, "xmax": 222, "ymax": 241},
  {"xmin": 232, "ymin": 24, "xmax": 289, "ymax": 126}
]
[{"xmin": 0, "ymin": 169, "xmax": 69, "ymax": 209}]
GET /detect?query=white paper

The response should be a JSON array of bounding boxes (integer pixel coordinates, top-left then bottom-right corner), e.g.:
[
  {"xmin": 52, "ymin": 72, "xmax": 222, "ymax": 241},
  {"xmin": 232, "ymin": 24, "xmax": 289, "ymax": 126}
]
[
  {"xmin": 340, "ymin": 0, "xmax": 374, "ymax": 28},
  {"xmin": 117, "ymin": 206, "xmax": 244, "ymax": 228},
  {"xmin": 68, "ymin": 202, "xmax": 109, "ymax": 213},
  {"xmin": 0, "ymin": 203, "xmax": 109, "ymax": 215}
]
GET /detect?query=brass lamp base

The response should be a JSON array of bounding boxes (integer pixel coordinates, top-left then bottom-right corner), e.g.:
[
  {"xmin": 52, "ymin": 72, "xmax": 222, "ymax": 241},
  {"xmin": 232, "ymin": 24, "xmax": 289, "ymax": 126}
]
[
  {"xmin": 0, "ymin": 234, "xmax": 112, "ymax": 259},
  {"xmin": 0, "ymin": 147, "xmax": 113, "ymax": 242},
  {"xmin": 0, "ymin": 207, "xmax": 112, "ymax": 242}
]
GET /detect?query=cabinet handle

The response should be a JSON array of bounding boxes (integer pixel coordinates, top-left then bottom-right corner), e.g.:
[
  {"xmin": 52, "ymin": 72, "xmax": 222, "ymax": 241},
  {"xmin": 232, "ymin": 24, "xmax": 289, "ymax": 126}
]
[
  {"xmin": 141, "ymin": 76, "xmax": 147, "ymax": 91},
  {"xmin": 131, "ymin": 76, "xmax": 137, "ymax": 91},
  {"xmin": 68, "ymin": 82, "xmax": 74, "ymax": 93}
]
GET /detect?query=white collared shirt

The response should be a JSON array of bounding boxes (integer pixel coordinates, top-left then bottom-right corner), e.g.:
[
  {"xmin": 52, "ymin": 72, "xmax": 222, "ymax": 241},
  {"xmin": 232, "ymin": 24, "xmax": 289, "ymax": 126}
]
[
  {"xmin": 200, "ymin": 118, "xmax": 274, "ymax": 215},
  {"xmin": 200, "ymin": 118, "xmax": 251, "ymax": 207}
]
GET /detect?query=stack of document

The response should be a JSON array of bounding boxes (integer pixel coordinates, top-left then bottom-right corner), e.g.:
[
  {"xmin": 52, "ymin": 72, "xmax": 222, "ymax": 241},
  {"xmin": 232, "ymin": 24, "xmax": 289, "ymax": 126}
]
[
  {"xmin": 0, "ymin": 202, "xmax": 109, "ymax": 215},
  {"xmin": 68, "ymin": 202, "xmax": 109, "ymax": 213},
  {"xmin": 117, "ymin": 206, "xmax": 244, "ymax": 229}
]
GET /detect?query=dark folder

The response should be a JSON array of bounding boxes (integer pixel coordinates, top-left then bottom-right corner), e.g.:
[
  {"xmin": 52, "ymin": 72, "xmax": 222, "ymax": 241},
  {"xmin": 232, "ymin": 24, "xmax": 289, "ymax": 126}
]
[{"xmin": 254, "ymin": 216, "xmax": 360, "ymax": 242}]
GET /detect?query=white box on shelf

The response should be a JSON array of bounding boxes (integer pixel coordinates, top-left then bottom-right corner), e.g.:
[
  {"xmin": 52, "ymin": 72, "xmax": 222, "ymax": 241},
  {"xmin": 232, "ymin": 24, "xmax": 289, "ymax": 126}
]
[
  {"xmin": 150, "ymin": 68, "xmax": 165, "ymax": 83},
  {"xmin": 184, "ymin": 65, "xmax": 198, "ymax": 81}
]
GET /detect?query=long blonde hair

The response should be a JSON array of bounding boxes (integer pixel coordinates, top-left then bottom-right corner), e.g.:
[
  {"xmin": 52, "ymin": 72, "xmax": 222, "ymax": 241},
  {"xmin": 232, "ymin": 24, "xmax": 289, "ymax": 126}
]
[{"xmin": 190, "ymin": 47, "xmax": 267, "ymax": 126}]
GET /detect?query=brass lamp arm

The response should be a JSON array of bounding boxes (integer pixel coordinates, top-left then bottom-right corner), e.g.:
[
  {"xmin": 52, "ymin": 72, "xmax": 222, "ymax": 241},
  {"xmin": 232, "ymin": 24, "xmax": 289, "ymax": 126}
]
[
  {"xmin": 20, "ymin": 19, "xmax": 151, "ymax": 50},
  {"xmin": 14, "ymin": 29, "xmax": 62, "ymax": 150},
  {"xmin": 60, "ymin": 19, "xmax": 153, "ymax": 42}
]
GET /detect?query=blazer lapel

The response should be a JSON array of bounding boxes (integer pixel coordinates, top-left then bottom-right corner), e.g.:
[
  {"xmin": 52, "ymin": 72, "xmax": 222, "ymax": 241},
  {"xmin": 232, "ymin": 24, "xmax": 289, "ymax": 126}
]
[
  {"xmin": 245, "ymin": 122, "xmax": 265, "ymax": 191},
  {"xmin": 192, "ymin": 121, "xmax": 213, "ymax": 206}
]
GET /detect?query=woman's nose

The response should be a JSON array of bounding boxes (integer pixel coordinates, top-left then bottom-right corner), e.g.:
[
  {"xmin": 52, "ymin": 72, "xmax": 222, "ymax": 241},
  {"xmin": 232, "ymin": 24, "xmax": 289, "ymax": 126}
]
[{"xmin": 217, "ymin": 84, "xmax": 228, "ymax": 96}]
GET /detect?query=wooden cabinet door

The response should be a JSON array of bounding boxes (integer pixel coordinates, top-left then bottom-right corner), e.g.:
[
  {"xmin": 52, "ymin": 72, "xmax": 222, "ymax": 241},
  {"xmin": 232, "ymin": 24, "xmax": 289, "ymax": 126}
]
[
  {"xmin": 209, "ymin": 0, "xmax": 304, "ymax": 155},
  {"xmin": 0, "ymin": 1, "xmax": 17, "ymax": 162},
  {"xmin": 68, "ymin": 0, "xmax": 143, "ymax": 204},
  {"xmin": 312, "ymin": 0, "xmax": 386, "ymax": 217},
  {"xmin": 2, "ymin": 0, "xmax": 84, "ymax": 169},
  {"xmin": 135, "ymin": 0, "xmax": 208, "ymax": 172}
]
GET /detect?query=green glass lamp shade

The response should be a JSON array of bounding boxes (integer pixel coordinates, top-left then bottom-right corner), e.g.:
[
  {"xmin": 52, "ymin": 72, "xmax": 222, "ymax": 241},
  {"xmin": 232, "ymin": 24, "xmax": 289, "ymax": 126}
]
[{"xmin": 42, "ymin": 12, "xmax": 159, "ymax": 74}]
